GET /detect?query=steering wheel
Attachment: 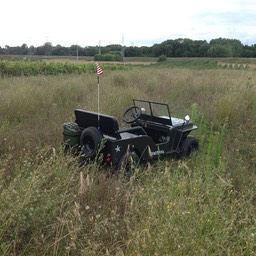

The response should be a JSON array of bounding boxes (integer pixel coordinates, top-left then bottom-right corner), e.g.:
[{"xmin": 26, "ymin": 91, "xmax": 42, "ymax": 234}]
[{"xmin": 122, "ymin": 106, "xmax": 142, "ymax": 124}]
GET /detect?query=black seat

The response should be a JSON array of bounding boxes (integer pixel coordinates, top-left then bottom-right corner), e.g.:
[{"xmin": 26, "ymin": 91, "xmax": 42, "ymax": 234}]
[
  {"xmin": 75, "ymin": 109, "xmax": 120, "ymax": 138},
  {"xmin": 75, "ymin": 109, "xmax": 146, "ymax": 140}
]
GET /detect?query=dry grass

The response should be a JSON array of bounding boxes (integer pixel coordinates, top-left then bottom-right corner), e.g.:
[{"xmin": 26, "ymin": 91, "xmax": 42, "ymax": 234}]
[{"xmin": 0, "ymin": 65, "xmax": 256, "ymax": 255}]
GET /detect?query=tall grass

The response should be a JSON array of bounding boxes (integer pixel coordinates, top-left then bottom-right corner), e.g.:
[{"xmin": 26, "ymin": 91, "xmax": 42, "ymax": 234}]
[
  {"xmin": 0, "ymin": 65, "xmax": 256, "ymax": 255},
  {"xmin": 0, "ymin": 148, "xmax": 255, "ymax": 255}
]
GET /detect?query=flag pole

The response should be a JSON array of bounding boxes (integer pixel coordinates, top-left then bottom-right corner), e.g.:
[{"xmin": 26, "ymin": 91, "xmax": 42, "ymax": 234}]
[
  {"xmin": 96, "ymin": 62, "xmax": 103, "ymax": 130},
  {"xmin": 97, "ymin": 76, "xmax": 100, "ymax": 129}
]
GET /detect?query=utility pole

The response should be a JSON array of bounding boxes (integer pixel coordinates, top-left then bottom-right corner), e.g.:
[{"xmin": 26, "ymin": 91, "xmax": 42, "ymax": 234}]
[
  {"xmin": 28, "ymin": 37, "xmax": 31, "ymax": 58},
  {"xmin": 121, "ymin": 33, "xmax": 124, "ymax": 62},
  {"xmin": 76, "ymin": 41, "xmax": 79, "ymax": 60},
  {"xmin": 99, "ymin": 40, "xmax": 101, "ymax": 55}
]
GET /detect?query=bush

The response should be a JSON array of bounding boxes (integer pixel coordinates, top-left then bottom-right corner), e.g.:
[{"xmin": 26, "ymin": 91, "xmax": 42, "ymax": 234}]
[
  {"xmin": 94, "ymin": 52, "xmax": 122, "ymax": 61},
  {"xmin": 158, "ymin": 54, "xmax": 167, "ymax": 62}
]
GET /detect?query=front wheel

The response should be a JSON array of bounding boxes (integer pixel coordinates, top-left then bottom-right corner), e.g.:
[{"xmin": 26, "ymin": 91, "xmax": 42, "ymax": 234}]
[{"xmin": 181, "ymin": 136, "xmax": 199, "ymax": 157}]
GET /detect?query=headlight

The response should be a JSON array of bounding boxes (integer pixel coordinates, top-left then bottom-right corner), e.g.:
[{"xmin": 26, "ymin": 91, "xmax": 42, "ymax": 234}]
[{"xmin": 184, "ymin": 115, "xmax": 190, "ymax": 123}]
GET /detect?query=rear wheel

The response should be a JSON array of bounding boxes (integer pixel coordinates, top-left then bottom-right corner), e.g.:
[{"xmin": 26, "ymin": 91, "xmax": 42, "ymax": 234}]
[
  {"xmin": 181, "ymin": 136, "xmax": 199, "ymax": 157},
  {"xmin": 80, "ymin": 127, "xmax": 103, "ymax": 160},
  {"xmin": 116, "ymin": 151, "xmax": 140, "ymax": 178}
]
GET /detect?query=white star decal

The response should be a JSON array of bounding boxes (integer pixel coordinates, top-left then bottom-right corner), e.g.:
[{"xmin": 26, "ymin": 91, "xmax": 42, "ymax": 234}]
[{"xmin": 115, "ymin": 145, "xmax": 121, "ymax": 152}]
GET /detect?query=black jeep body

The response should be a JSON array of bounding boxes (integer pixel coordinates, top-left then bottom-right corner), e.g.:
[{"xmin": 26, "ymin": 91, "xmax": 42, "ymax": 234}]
[{"xmin": 64, "ymin": 99, "xmax": 198, "ymax": 173}]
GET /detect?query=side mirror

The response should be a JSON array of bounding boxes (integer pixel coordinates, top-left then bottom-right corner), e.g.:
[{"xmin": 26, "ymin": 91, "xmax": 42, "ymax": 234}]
[{"xmin": 184, "ymin": 115, "xmax": 190, "ymax": 123}]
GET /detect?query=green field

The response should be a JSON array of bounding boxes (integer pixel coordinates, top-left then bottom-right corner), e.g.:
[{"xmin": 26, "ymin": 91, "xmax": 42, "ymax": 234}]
[{"xmin": 0, "ymin": 58, "xmax": 256, "ymax": 255}]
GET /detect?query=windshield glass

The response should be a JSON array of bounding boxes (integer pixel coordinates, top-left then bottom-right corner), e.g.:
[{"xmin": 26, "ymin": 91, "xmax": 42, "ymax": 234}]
[{"xmin": 133, "ymin": 99, "xmax": 171, "ymax": 118}]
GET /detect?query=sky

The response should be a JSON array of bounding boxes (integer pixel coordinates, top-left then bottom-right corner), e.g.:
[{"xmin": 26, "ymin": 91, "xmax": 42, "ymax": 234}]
[{"xmin": 1, "ymin": 0, "xmax": 256, "ymax": 48}]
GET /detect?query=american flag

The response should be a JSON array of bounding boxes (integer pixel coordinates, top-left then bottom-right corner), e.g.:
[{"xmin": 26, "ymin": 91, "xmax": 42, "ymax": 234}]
[{"xmin": 96, "ymin": 62, "xmax": 103, "ymax": 77}]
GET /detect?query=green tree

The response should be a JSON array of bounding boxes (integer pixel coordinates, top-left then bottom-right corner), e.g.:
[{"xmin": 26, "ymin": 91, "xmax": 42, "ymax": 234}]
[
  {"xmin": 209, "ymin": 38, "xmax": 242, "ymax": 57},
  {"xmin": 35, "ymin": 42, "xmax": 53, "ymax": 56},
  {"xmin": 208, "ymin": 45, "xmax": 232, "ymax": 57},
  {"xmin": 28, "ymin": 45, "xmax": 35, "ymax": 55},
  {"xmin": 52, "ymin": 45, "xmax": 70, "ymax": 56},
  {"xmin": 241, "ymin": 45, "xmax": 256, "ymax": 57},
  {"xmin": 20, "ymin": 44, "xmax": 29, "ymax": 55},
  {"xmin": 198, "ymin": 41, "xmax": 209, "ymax": 57},
  {"xmin": 152, "ymin": 43, "xmax": 165, "ymax": 57},
  {"xmin": 140, "ymin": 46, "xmax": 152, "ymax": 57},
  {"xmin": 70, "ymin": 44, "xmax": 82, "ymax": 56},
  {"xmin": 84, "ymin": 46, "xmax": 98, "ymax": 56},
  {"xmin": 125, "ymin": 46, "xmax": 143, "ymax": 57},
  {"xmin": 103, "ymin": 44, "xmax": 122, "ymax": 54}
]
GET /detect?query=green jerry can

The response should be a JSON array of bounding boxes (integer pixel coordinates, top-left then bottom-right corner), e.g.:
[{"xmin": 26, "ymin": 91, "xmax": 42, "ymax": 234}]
[{"xmin": 63, "ymin": 122, "xmax": 81, "ymax": 151}]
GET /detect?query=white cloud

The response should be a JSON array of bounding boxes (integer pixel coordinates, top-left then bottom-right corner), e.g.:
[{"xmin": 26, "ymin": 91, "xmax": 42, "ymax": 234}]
[{"xmin": 1, "ymin": 0, "xmax": 256, "ymax": 47}]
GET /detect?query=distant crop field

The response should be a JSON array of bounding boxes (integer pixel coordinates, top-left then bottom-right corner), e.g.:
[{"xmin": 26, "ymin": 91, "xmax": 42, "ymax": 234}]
[
  {"xmin": 1, "ymin": 56, "xmax": 256, "ymax": 77},
  {"xmin": 47, "ymin": 56, "xmax": 256, "ymax": 69},
  {"xmin": 0, "ymin": 61, "xmax": 255, "ymax": 255}
]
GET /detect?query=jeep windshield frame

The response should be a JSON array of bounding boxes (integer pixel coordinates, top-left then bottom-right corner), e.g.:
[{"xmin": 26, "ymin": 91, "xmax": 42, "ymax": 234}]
[{"xmin": 133, "ymin": 99, "xmax": 172, "ymax": 126}]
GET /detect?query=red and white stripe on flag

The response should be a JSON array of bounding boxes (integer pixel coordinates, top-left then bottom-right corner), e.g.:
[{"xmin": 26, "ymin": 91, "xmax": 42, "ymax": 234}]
[{"xmin": 96, "ymin": 62, "xmax": 103, "ymax": 77}]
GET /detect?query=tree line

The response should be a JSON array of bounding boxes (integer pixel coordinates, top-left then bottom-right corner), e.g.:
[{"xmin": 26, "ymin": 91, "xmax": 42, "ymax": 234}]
[{"xmin": 1, "ymin": 38, "xmax": 256, "ymax": 58}]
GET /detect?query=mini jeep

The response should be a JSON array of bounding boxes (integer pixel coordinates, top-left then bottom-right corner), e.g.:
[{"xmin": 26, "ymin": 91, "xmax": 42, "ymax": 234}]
[{"xmin": 63, "ymin": 99, "xmax": 198, "ymax": 174}]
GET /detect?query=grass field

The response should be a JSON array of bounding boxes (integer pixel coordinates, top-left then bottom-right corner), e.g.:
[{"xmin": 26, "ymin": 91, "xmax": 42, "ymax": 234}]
[{"xmin": 0, "ymin": 58, "xmax": 256, "ymax": 255}]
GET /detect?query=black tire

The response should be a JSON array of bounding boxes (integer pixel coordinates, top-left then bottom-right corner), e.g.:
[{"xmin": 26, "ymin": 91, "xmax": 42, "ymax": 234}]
[
  {"xmin": 116, "ymin": 151, "xmax": 140, "ymax": 177},
  {"xmin": 80, "ymin": 127, "xmax": 103, "ymax": 159},
  {"xmin": 181, "ymin": 136, "xmax": 199, "ymax": 157}
]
